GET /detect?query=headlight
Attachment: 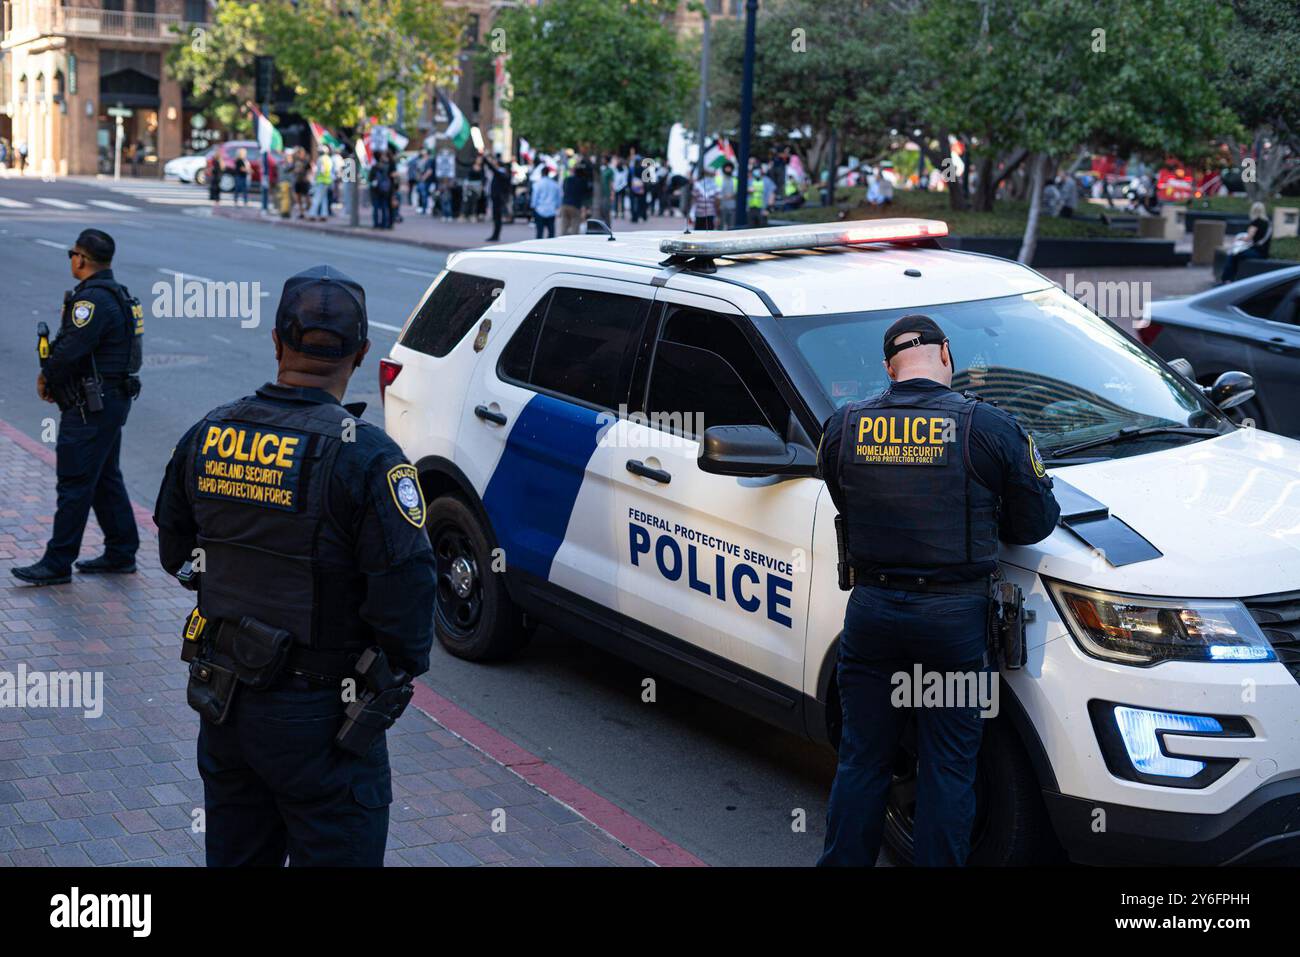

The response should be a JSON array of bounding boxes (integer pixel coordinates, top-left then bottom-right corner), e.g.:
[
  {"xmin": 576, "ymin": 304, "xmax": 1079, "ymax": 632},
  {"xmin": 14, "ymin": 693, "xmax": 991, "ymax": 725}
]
[{"xmin": 1047, "ymin": 581, "xmax": 1276, "ymax": 666}]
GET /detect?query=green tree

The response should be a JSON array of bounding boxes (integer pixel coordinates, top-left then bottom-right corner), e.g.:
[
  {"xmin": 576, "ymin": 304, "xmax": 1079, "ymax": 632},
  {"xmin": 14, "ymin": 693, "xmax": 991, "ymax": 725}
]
[
  {"xmin": 170, "ymin": 0, "xmax": 463, "ymax": 139},
  {"xmin": 709, "ymin": 0, "xmax": 918, "ymax": 180},
  {"xmin": 167, "ymin": 2, "xmax": 267, "ymax": 136},
  {"xmin": 1218, "ymin": 0, "xmax": 1300, "ymax": 201},
  {"xmin": 915, "ymin": 0, "xmax": 1234, "ymax": 262},
  {"xmin": 493, "ymin": 0, "xmax": 693, "ymax": 153}
]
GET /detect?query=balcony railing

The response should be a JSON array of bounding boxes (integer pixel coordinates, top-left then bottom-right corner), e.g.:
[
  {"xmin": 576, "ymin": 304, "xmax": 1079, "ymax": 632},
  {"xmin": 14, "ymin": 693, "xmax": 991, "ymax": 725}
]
[{"xmin": 4, "ymin": 5, "xmax": 185, "ymax": 43}]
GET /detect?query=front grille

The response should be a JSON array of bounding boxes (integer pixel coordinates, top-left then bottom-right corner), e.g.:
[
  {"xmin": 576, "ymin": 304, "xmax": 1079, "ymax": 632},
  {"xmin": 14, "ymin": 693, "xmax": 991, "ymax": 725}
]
[{"xmin": 1244, "ymin": 591, "xmax": 1300, "ymax": 684}]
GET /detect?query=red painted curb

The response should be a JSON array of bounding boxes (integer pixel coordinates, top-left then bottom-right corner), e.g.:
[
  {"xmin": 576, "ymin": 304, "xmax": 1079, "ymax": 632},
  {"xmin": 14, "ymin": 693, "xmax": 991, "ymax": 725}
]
[
  {"xmin": 0, "ymin": 414, "xmax": 706, "ymax": 868},
  {"xmin": 410, "ymin": 683, "xmax": 706, "ymax": 867}
]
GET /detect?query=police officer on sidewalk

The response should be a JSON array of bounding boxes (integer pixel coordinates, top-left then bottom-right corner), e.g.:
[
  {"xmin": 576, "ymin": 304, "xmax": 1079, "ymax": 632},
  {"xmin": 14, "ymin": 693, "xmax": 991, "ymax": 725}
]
[
  {"xmin": 13, "ymin": 229, "xmax": 143, "ymax": 586},
  {"xmin": 817, "ymin": 315, "xmax": 1060, "ymax": 867},
  {"xmin": 153, "ymin": 265, "xmax": 436, "ymax": 866}
]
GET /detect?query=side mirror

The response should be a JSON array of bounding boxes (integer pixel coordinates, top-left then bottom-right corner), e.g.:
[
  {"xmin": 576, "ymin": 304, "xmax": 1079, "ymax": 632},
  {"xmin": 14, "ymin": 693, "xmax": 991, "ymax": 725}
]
[
  {"xmin": 1206, "ymin": 370, "xmax": 1255, "ymax": 410},
  {"xmin": 699, "ymin": 424, "xmax": 816, "ymax": 477}
]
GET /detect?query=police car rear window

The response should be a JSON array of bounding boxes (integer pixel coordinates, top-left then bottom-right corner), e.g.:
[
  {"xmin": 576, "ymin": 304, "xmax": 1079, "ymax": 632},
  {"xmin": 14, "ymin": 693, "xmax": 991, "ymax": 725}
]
[{"xmin": 400, "ymin": 271, "xmax": 505, "ymax": 358}]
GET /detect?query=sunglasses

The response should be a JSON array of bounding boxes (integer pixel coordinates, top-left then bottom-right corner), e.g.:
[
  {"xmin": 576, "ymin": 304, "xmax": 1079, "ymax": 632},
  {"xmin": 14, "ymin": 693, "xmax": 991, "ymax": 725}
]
[{"xmin": 67, "ymin": 248, "xmax": 82, "ymax": 260}]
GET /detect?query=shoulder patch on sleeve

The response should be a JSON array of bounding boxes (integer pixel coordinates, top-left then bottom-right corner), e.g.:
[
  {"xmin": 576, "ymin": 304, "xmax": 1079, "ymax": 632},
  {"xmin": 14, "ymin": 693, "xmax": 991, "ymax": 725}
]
[
  {"xmin": 71, "ymin": 300, "xmax": 95, "ymax": 328},
  {"xmin": 386, "ymin": 464, "xmax": 426, "ymax": 528},
  {"xmin": 1028, "ymin": 434, "xmax": 1047, "ymax": 479}
]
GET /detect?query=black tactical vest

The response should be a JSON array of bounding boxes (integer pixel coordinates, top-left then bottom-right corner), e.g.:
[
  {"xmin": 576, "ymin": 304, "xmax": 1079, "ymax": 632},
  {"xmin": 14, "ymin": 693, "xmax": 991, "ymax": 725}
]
[
  {"xmin": 836, "ymin": 387, "xmax": 999, "ymax": 576},
  {"xmin": 77, "ymin": 274, "xmax": 144, "ymax": 375},
  {"xmin": 188, "ymin": 397, "xmax": 361, "ymax": 653}
]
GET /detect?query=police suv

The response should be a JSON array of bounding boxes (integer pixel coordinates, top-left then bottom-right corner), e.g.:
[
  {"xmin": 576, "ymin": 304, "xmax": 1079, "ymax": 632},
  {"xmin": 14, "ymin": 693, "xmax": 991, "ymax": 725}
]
[{"xmin": 382, "ymin": 219, "xmax": 1300, "ymax": 866}]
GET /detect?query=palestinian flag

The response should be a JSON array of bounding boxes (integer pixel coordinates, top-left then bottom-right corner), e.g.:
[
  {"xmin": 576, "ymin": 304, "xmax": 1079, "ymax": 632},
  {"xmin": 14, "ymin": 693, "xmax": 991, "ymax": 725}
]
[
  {"xmin": 387, "ymin": 128, "xmax": 409, "ymax": 152},
  {"xmin": 438, "ymin": 90, "xmax": 470, "ymax": 149},
  {"xmin": 309, "ymin": 121, "xmax": 345, "ymax": 151},
  {"xmin": 251, "ymin": 105, "xmax": 283, "ymax": 152},
  {"xmin": 702, "ymin": 137, "xmax": 735, "ymax": 171}
]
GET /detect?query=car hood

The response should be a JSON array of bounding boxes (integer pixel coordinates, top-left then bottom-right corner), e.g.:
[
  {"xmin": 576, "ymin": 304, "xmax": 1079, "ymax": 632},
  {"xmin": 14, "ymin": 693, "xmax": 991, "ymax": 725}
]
[{"xmin": 1006, "ymin": 429, "xmax": 1300, "ymax": 598}]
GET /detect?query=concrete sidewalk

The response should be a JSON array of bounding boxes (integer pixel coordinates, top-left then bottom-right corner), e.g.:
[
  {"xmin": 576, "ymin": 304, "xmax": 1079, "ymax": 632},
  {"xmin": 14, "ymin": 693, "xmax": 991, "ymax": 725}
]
[{"xmin": 0, "ymin": 420, "xmax": 651, "ymax": 867}]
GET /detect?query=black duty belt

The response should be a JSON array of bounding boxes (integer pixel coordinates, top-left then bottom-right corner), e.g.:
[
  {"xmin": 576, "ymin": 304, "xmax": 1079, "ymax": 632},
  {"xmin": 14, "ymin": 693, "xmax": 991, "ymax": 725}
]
[
  {"xmin": 212, "ymin": 621, "xmax": 358, "ymax": 686},
  {"xmin": 855, "ymin": 569, "xmax": 990, "ymax": 596}
]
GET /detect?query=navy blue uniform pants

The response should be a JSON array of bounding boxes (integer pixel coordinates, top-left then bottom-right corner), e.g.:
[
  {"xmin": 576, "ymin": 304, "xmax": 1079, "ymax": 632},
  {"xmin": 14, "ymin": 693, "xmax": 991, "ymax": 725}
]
[
  {"xmin": 197, "ymin": 678, "xmax": 392, "ymax": 867},
  {"xmin": 819, "ymin": 585, "xmax": 990, "ymax": 867},
  {"xmin": 43, "ymin": 390, "xmax": 138, "ymax": 574}
]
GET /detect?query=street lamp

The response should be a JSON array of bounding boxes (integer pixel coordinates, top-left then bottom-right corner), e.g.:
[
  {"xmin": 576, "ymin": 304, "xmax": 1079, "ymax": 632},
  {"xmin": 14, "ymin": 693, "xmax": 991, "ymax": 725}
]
[{"xmin": 734, "ymin": 0, "xmax": 757, "ymax": 229}]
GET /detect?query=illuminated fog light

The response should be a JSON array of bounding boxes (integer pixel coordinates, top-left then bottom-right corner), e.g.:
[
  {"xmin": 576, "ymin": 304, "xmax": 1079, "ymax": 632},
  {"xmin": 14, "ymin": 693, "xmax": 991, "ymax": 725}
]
[{"xmin": 1114, "ymin": 706, "xmax": 1222, "ymax": 778}]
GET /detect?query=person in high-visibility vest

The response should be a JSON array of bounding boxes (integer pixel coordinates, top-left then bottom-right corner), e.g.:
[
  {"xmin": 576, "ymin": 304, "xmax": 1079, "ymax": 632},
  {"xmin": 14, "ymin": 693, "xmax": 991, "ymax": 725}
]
[
  {"xmin": 714, "ymin": 161, "xmax": 737, "ymax": 230},
  {"xmin": 748, "ymin": 166, "xmax": 769, "ymax": 227},
  {"xmin": 308, "ymin": 146, "xmax": 333, "ymax": 222}
]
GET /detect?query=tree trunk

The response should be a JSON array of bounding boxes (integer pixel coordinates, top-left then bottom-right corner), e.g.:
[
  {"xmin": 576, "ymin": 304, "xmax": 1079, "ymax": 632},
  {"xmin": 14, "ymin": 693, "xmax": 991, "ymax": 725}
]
[{"xmin": 1018, "ymin": 153, "xmax": 1046, "ymax": 265}]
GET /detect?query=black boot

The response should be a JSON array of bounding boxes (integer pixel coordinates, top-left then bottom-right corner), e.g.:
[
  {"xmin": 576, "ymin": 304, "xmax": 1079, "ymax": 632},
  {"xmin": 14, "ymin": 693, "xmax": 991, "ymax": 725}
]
[
  {"xmin": 12, "ymin": 561, "xmax": 72, "ymax": 586},
  {"xmin": 75, "ymin": 554, "xmax": 138, "ymax": 575}
]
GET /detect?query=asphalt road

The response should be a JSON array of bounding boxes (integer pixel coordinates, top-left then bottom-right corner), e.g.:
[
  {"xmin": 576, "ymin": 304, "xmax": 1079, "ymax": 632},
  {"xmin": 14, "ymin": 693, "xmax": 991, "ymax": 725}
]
[{"xmin": 0, "ymin": 173, "xmax": 836, "ymax": 866}]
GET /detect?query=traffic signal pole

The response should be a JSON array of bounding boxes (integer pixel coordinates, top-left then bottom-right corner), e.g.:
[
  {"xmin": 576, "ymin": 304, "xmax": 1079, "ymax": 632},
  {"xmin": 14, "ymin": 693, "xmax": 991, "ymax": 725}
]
[{"xmin": 735, "ymin": 0, "xmax": 757, "ymax": 228}]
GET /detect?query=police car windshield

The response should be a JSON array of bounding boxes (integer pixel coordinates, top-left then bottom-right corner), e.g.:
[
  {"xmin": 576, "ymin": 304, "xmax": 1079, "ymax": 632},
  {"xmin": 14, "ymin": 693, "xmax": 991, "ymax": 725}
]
[{"xmin": 782, "ymin": 288, "xmax": 1222, "ymax": 457}]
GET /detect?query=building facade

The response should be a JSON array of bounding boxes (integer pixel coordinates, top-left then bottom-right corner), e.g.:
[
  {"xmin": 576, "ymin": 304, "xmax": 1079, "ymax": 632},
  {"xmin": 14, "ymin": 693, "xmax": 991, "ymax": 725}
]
[{"xmin": 1, "ymin": 0, "xmax": 208, "ymax": 176}]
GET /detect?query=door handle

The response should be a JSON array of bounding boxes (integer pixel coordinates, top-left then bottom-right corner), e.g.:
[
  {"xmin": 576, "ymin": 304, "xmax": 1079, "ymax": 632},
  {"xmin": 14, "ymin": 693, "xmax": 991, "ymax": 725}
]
[
  {"xmin": 475, "ymin": 405, "xmax": 507, "ymax": 426},
  {"xmin": 626, "ymin": 459, "xmax": 671, "ymax": 484}
]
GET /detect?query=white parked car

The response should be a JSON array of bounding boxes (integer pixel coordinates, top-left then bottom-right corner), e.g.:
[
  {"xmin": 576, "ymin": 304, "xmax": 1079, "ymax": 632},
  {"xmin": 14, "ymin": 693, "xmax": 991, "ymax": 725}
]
[
  {"xmin": 381, "ymin": 219, "xmax": 1300, "ymax": 865},
  {"xmin": 163, "ymin": 152, "xmax": 210, "ymax": 185}
]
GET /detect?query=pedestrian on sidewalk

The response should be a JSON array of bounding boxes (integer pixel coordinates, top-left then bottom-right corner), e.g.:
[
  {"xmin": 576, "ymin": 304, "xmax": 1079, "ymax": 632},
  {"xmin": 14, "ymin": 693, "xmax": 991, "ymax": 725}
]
[
  {"xmin": 292, "ymin": 147, "xmax": 311, "ymax": 219},
  {"xmin": 14, "ymin": 229, "xmax": 143, "ymax": 586},
  {"xmin": 207, "ymin": 152, "xmax": 222, "ymax": 209},
  {"xmin": 308, "ymin": 146, "xmax": 333, "ymax": 221},
  {"xmin": 233, "ymin": 149, "xmax": 250, "ymax": 206},
  {"xmin": 153, "ymin": 264, "xmax": 436, "ymax": 866},
  {"xmin": 464, "ymin": 156, "xmax": 486, "ymax": 222},
  {"xmin": 369, "ymin": 150, "xmax": 393, "ymax": 229},
  {"xmin": 691, "ymin": 173, "xmax": 719, "ymax": 231},
  {"xmin": 531, "ymin": 166, "xmax": 561, "ymax": 239},
  {"xmin": 559, "ymin": 163, "xmax": 590, "ymax": 236},
  {"xmin": 483, "ymin": 151, "xmax": 513, "ymax": 242}
]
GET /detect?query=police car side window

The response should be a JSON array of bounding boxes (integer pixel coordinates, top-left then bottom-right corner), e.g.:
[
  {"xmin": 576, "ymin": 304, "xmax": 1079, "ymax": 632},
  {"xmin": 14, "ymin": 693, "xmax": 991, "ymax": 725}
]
[
  {"xmin": 646, "ymin": 307, "xmax": 787, "ymax": 437},
  {"xmin": 401, "ymin": 271, "xmax": 505, "ymax": 358},
  {"xmin": 525, "ymin": 287, "xmax": 649, "ymax": 410}
]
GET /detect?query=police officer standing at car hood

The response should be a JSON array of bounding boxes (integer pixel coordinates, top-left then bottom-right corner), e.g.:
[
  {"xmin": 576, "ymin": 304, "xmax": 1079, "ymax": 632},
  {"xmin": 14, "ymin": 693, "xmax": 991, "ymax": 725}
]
[
  {"xmin": 817, "ymin": 314, "xmax": 1060, "ymax": 867},
  {"xmin": 153, "ymin": 264, "xmax": 436, "ymax": 866},
  {"xmin": 14, "ymin": 228, "xmax": 143, "ymax": 586}
]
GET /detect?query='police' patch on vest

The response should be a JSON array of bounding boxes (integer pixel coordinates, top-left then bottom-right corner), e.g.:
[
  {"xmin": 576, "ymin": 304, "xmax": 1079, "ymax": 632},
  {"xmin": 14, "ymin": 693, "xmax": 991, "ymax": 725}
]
[
  {"xmin": 852, "ymin": 411, "xmax": 955, "ymax": 466},
  {"xmin": 1029, "ymin": 434, "xmax": 1047, "ymax": 479},
  {"xmin": 71, "ymin": 300, "xmax": 95, "ymax": 328},
  {"xmin": 387, "ymin": 464, "xmax": 426, "ymax": 528},
  {"xmin": 193, "ymin": 424, "xmax": 306, "ymax": 511}
]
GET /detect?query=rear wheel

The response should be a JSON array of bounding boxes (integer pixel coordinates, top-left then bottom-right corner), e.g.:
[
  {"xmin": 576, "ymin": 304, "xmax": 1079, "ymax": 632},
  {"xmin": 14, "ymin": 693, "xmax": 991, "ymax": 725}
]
[
  {"xmin": 883, "ymin": 715, "xmax": 1064, "ymax": 866},
  {"xmin": 219, "ymin": 171, "xmax": 235, "ymax": 192},
  {"xmin": 428, "ymin": 494, "xmax": 528, "ymax": 661},
  {"xmin": 195, "ymin": 169, "xmax": 208, "ymax": 186}
]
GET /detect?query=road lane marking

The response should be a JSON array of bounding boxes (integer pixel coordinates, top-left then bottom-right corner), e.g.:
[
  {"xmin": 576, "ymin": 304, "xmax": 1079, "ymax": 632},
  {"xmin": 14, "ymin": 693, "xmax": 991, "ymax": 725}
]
[
  {"xmin": 396, "ymin": 267, "xmax": 439, "ymax": 278},
  {"xmin": 36, "ymin": 197, "xmax": 88, "ymax": 209},
  {"xmin": 33, "ymin": 238, "xmax": 66, "ymax": 250},
  {"xmin": 88, "ymin": 199, "xmax": 139, "ymax": 211},
  {"xmin": 371, "ymin": 321, "xmax": 403, "ymax": 333},
  {"xmin": 211, "ymin": 334, "xmax": 232, "ymax": 344},
  {"xmin": 235, "ymin": 238, "xmax": 277, "ymax": 250},
  {"xmin": 0, "ymin": 197, "xmax": 32, "ymax": 208},
  {"xmin": 158, "ymin": 268, "xmax": 217, "ymax": 283}
]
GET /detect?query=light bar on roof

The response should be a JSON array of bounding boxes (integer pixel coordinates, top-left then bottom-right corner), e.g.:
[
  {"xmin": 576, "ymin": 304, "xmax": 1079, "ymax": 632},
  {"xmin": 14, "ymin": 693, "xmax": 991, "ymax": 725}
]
[{"xmin": 659, "ymin": 218, "xmax": 948, "ymax": 257}]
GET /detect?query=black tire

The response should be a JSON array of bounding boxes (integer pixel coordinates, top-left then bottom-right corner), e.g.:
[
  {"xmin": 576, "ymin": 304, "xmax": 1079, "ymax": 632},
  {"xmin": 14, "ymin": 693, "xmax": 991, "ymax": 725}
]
[
  {"xmin": 428, "ymin": 494, "xmax": 527, "ymax": 662},
  {"xmin": 883, "ymin": 715, "xmax": 1064, "ymax": 866},
  {"xmin": 195, "ymin": 169, "xmax": 208, "ymax": 186}
]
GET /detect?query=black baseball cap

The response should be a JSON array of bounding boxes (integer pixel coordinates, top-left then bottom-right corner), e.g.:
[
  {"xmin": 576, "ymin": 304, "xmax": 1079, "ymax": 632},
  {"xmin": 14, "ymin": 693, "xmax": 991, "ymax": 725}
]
[
  {"xmin": 883, "ymin": 314, "xmax": 947, "ymax": 361},
  {"xmin": 275, "ymin": 264, "xmax": 368, "ymax": 359}
]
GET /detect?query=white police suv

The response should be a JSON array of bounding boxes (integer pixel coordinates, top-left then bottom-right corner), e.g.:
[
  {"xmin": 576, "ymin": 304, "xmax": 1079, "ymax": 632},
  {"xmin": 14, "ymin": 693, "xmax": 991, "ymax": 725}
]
[{"xmin": 382, "ymin": 218, "xmax": 1300, "ymax": 866}]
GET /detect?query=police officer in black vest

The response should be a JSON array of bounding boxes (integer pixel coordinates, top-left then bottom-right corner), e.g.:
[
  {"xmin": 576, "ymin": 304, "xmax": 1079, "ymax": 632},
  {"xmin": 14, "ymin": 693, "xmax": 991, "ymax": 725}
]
[
  {"xmin": 153, "ymin": 265, "xmax": 436, "ymax": 866},
  {"xmin": 817, "ymin": 315, "xmax": 1060, "ymax": 867},
  {"xmin": 14, "ymin": 229, "xmax": 143, "ymax": 586}
]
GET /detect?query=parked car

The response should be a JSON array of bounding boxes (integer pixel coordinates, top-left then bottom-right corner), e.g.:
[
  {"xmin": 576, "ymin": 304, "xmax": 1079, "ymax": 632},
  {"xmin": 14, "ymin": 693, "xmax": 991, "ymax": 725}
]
[
  {"xmin": 200, "ymin": 140, "xmax": 282, "ymax": 192},
  {"xmin": 1144, "ymin": 265, "xmax": 1300, "ymax": 436},
  {"xmin": 163, "ymin": 153, "xmax": 210, "ymax": 185}
]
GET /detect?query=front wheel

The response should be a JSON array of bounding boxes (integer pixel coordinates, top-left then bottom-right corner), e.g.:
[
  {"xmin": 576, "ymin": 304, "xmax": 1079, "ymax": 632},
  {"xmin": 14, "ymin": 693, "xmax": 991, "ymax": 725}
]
[
  {"xmin": 883, "ymin": 716, "xmax": 1064, "ymax": 866},
  {"xmin": 428, "ymin": 494, "xmax": 528, "ymax": 662}
]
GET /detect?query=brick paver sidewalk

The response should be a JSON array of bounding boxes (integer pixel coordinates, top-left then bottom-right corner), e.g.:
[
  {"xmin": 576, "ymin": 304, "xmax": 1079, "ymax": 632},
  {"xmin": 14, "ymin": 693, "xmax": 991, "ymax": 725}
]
[{"xmin": 0, "ymin": 422, "xmax": 648, "ymax": 867}]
